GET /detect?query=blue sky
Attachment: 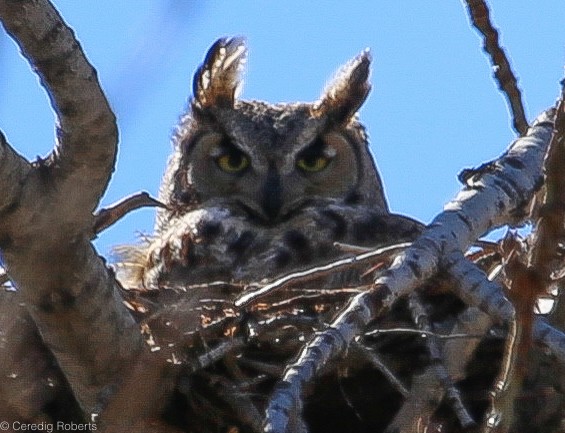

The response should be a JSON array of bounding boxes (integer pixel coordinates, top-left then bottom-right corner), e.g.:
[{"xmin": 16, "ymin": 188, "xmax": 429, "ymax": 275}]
[{"xmin": 1, "ymin": 1, "xmax": 564, "ymax": 256}]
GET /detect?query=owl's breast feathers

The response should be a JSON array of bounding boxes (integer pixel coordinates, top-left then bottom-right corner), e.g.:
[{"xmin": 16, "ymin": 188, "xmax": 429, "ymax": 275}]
[{"xmin": 115, "ymin": 204, "xmax": 423, "ymax": 292}]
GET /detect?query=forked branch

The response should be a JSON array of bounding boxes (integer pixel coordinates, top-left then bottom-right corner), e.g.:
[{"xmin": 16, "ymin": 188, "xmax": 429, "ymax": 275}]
[
  {"xmin": 0, "ymin": 0, "xmax": 142, "ymax": 414},
  {"xmin": 263, "ymin": 111, "xmax": 554, "ymax": 433}
]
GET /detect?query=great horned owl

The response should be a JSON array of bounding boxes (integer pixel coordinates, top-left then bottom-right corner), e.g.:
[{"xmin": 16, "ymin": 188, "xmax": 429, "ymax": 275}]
[
  {"xmin": 111, "ymin": 37, "xmax": 428, "ymax": 433},
  {"xmin": 118, "ymin": 37, "xmax": 422, "ymax": 291}
]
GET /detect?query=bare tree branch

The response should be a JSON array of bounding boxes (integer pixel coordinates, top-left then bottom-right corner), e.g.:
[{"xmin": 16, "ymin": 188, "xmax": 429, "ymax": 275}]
[
  {"xmin": 235, "ymin": 242, "xmax": 410, "ymax": 308},
  {"xmin": 263, "ymin": 111, "xmax": 554, "ymax": 433},
  {"xmin": 444, "ymin": 251, "xmax": 515, "ymax": 323},
  {"xmin": 386, "ymin": 368, "xmax": 445, "ymax": 433},
  {"xmin": 444, "ymin": 251, "xmax": 565, "ymax": 361},
  {"xmin": 0, "ymin": 0, "xmax": 118, "ymax": 210},
  {"xmin": 93, "ymin": 191, "xmax": 165, "ymax": 236},
  {"xmin": 408, "ymin": 294, "xmax": 475, "ymax": 429},
  {"xmin": 463, "ymin": 0, "xmax": 529, "ymax": 135},
  {"xmin": 370, "ymin": 109, "xmax": 552, "ymax": 313},
  {"xmin": 0, "ymin": 0, "xmax": 142, "ymax": 414}
]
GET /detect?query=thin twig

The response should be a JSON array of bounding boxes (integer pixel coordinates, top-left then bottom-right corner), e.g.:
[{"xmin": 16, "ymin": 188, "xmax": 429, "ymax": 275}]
[
  {"xmin": 408, "ymin": 294, "xmax": 476, "ymax": 428},
  {"xmin": 463, "ymin": 0, "xmax": 529, "ymax": 135},
  {"xmin": 235, "ymin": 242, "xmax": 411, "ymax": 308},
  {"xmin": 93, "ymin": 191, "xmax": 165, "ymax": 235},
  {"xmin": 365, "ymin": 327, "xmax": 487, "ymax": 340},
  {"xmin": 482, "ymin": 318, "xmax": 520, "ymax": 433},
  {"xmin": 190, "ymin": 336, "xmax": 247, "ymax": 373},
  {"xmin": 351, "ymin": 342, "xmax": 409, "ymax": 398},
  {"xmin": 333, "ymin": 241, "xmax": 373, "ymax": 254},
  {"xmin": 212, "ymin": 376, "xmax": 264, "ymax": 433},
  {"xmin": 255, "ymin": 286, "xmax": 366, "ymax": 311}
]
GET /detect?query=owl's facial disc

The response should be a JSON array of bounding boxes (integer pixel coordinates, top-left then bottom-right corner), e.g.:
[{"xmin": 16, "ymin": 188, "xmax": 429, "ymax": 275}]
[
  {"xmin": 188, "ymin": 132, "xmax": 273, "ymax": 221},
  {"xmin": 187, "ymin": 121, "xmax": 361, "ymax": 224}
]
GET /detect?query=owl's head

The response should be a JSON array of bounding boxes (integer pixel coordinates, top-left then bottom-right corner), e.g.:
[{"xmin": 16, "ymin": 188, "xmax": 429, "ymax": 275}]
[{"xmin": 164, "ymin": 37, "xmax": 388, "ymax": 225}]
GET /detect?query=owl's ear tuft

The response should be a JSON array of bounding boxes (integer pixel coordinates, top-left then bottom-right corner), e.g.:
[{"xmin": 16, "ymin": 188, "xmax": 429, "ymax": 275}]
[
  {"xmin": 315, "ymin": 49, "xmax": 371, "ymax": 123},
  {"xmin": 192, "ymin": 37, "xmax": 247, "ymax": 111}
]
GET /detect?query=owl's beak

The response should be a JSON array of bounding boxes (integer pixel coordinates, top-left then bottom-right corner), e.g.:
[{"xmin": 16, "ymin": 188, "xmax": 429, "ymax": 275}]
[{"xmin": 260, "ymin": 165, "xmax": 283, "ymax": 221}]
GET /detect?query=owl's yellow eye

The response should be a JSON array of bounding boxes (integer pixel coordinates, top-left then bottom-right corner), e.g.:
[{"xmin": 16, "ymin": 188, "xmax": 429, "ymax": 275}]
[
  {"xmin": 216, "ymin": 153, "xmax": 249, "ymax": 173},
  {"xmin": 297, "ymin": 156, "xmax": 330, "ymax": 172}
]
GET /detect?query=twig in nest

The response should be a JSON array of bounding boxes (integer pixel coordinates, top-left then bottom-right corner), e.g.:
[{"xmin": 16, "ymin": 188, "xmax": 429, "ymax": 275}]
[
  {"xmin": 465, "ymin": 239, "xmax": 502, "ymax": 265},
  {"xmin": 189, "ymin": 336, "xmax": 247, "ymax": 373},
  {"xmin": 443, "ymin": 251, "xmax": 565, "ymax": 362},
  {"xmin": 237, "ymin": 358, "xmax": 285, "ymax": 377},
  {"xmin": 255, "ymin": 286, "xmax": 366, "ymax": 311},
  {"xmin": 202, "ymin": 373, "xmax": 264, "ymax": 433},
  {"xmin": 365, "ymin": 327, "xmax": 487, "ymax": 340},
  {"xmin": 235, "ymin": 242, "xmax": 411, "ymax": 308},
  {"xmin": 408, "ymin": 294, "xmax": 476, "ymax": 429},
  {"xmin": 187, "ymin": 281, "xmax": 246, "ymax": 293},
  {"xmin": 482, "ymin": 318, "xmax": 520, "ymax": 433},
  {"xmin": 263, "ymin": 289, "xmax": 384, "ymax": 433},
  {"xmin": 93, "ymin": 191, "xmax": 165, "ymax": 235},
  {"xmin": 245, "ymin": 313, "xmax": 324, "ymax": 356},
  {"xmin": 463, "ymin": 0, "xmax": 528, "ymax": 135},
  {"xmin": 333, "ymin": 241, "xmax": 373, "ymax": 254},
  {"xmin": 247, "ymin": 313, "xmax": 322, "ymax": 341},
  {"xmin": 350, "ymin": 342, "xmax": 409, "ymax": 398}
]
